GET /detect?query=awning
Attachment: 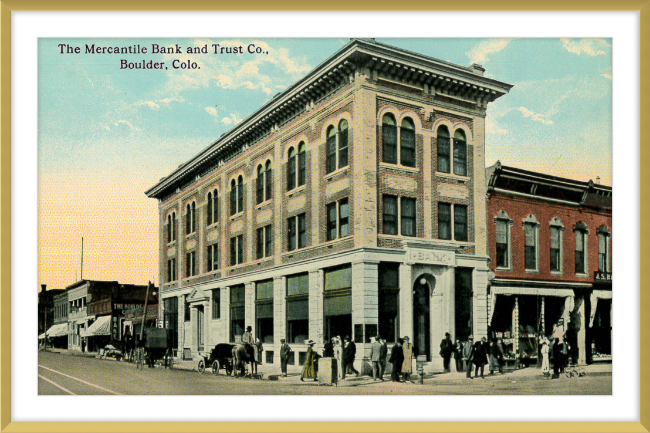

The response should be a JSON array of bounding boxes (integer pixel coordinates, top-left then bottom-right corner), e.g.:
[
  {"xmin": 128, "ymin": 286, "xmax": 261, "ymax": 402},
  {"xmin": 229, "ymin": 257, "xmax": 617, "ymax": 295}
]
[
  {"xmin": 82, "ymin": 315, "xmax": 111, "ymax": 337},
  {"xmin": 43, "ymin": 323, "xmax": 68, "ymax": 338},
  {"xmin": 489, "ymin": 286, "xmax": 575, "ymax": 325},
  {"xmin": 590, "ymin": 290, "xmax": 612, "ymax": 327}
]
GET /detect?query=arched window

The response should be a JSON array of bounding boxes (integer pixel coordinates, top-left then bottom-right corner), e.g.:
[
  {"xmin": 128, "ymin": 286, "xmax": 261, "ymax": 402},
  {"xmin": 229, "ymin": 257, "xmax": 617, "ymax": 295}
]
[
  {"xmin": 382, "ymin": 114, "xmax": 397, "ymax": 164},
  {"xmin": 256, "ymin": 164, "xmax": 265, "ymax": 205},
  {"xmin": 265, "ymin": 160, "xmax": 273, "ymax": 201},
  {"xmin": 230, "ymin": 179, "xmax": 237, "ymax": 216},
  {"xmin": 549, "ymin": 217, "xmax": 564, "ymax": 273},
  {"xmin": 326, "ymin": 126, "xmax": 337, "ymax": 174},
  {"xmin": 338, "ymin": 120, "xmax": 349, "ymax": 169},
  {"xmin": 237, "ymin": 175, "xmax": 244, "ymax": 213},
  {"xmin": 453, "ymin": 129, "xmax": 467, "ymax": 176},
  {"xmin": 574, "ymin": 221, "xmax": 589, "ymax": 275},
  {"xmin": 186, "ymin": 202, "xmax": 196, "ymax": 234},
  {"xmin": 191, "ymin": 201, "xmax": 196, "ymax": 233},
  {"xmin": 207, "ymin": 192, "xmax": 213, "ymax": 225},
  {"xmin": 400, "ymin": 118, "xmax": 415, "ymax": 167},
  {"xmin": 167, "ymin": 214, "xmax": 172, "ymax": 243},
  {"xmin": 297, "ymin": 142, "xmax": 306, "ymax": 187},
  {"xmin": 597, "ymin": 225, "xmax": 611, "ymax": 273},
  {"xmin": 437, "ymin": 126, "xmax": 450, "ymax": 173},
  {"xmin": 207, "ymin": 189, "xmax": 218, "ymax": 225},
  {"xmin": 287, "ymin": 147, "xmax": 297, "ymax": 191},
  {"xmin": 172, "ymin": 212, "xmax": 176, "ymax": 241},
  {"xmin": 523, "ymin": 214, "xmax": 540, "ymax": 271}
]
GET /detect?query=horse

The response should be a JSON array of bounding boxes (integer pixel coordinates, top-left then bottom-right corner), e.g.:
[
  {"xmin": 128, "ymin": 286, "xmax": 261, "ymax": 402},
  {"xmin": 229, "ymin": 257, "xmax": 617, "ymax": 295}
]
[{"xmin": 231, "ymin": 344, "xmax": 255, "ymax": 377}]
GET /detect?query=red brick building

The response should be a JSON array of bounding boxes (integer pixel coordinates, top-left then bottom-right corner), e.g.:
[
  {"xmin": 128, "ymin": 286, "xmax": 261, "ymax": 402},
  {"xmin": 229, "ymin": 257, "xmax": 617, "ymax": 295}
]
[{"xmin": 486, "ymin": 162, "xmax": 612, "ymax": 366}]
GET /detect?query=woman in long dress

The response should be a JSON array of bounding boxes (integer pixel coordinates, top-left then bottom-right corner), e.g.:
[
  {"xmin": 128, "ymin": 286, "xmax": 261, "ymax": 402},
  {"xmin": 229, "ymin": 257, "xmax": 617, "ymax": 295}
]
[
  {"xmin": 300, "ymin": 340, "xmax": 317, "ymax": 382},
  {"xmin": 401, "ymin": 336, "xmax": 414, "ymax": 381},
  {"xmin": 541, "ymin": 338, "xmax": 550, "ymax": 377},
  {"xmin": 333, "ymin": 337, "xmax": 343, "ymax": 380}
]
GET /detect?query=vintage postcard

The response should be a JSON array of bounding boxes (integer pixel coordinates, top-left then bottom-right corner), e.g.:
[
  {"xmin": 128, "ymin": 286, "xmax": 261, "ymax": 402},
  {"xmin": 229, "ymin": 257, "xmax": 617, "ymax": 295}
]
[{"xmin": 37, "ymin": 37, "xmax": 612, "ymax": 396}]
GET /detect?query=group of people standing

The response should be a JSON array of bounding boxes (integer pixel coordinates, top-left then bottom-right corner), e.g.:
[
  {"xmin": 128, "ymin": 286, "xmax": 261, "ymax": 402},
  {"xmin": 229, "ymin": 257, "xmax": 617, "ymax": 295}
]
[
  {"xmin": 539, "ymin": 336, "xmax": 571, "ymax": 378},
  {"xmin": 298, "ymin": 335, "xmax": 362, "ymax": 382},
  {"xmin": 371, "ymin": 336, "xmax": 414, "ymax": 382}
]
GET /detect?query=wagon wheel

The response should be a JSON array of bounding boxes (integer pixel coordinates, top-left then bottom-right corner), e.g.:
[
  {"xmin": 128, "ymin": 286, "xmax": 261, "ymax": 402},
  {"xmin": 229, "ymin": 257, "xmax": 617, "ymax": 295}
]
[
  {"xmin": 212, "ymin": 360, "xmax": 220, "ymax": 375},
  {"xmin": 225, "ymin": 362, "xmax": 233, "ymax": 376},
  {"xmin": 166, "ymin": 350, "xmax": 174, "ymax": 370},
  {"xmin": 198, "ymin": 358, "xmax": 206, "ymax": 374}
]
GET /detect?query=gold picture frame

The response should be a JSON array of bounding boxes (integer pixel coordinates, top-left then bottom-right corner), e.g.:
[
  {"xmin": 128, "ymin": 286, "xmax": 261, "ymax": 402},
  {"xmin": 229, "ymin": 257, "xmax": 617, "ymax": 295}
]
[{"xmin": 2, "ymin": 1, "xmax": 648, "ymax": 432}]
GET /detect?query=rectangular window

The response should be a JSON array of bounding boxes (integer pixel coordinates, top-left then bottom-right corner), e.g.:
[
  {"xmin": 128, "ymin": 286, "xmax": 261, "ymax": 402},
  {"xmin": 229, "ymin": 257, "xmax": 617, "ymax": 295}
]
[
  {"xmin": 454, "ymin": 268, "xmax": 473, "ymax": 341},
  {"xmin": 401, "ymin": 197, "xmax": 416, "ymax": 237},
  {"xmin": 598, "ymin": 234, "xmax": 608, "ymax": 272},
  {"xmin": 230, "ymin": 285, "xmax": 245, "ymax": 343},
  {"xmin": 288, "ymin": 217, "xmax": 297, "ymax": 251},
  {"xmin": 453, "ymin": 139, "xmax": 467, "ymax": 176},
  {"xmin": 496, "ymin": 221, "xmax": 508, "ymax": 268},
  {"xmin": 383, "ymin": 195, "xmax": 398, "ymax": 235},
  {"xmin": 230, "ymin": 235, "xmax": 244, "ymax": 266},
  {"xmin": 454, "ymin": 205, "xmax": 468, "ymax": 242},
  {"xmin": 382, "ymin": 124, "xmax": 397, "ymax": 164},
  {"xmin": 438, "ymin": 136, "xmax": 451, "ymax": 173},
  {"xmin": 575, "ymin": 231, "xmax": 586, "ymax": 274},
  {"xmin": 212, "ymin": 289, "xmax": 221, "ymax": 319},
  {"xmin": 339, "ymin": 198, "xmax": 349, "ymax": 238},
  {"xmin": 550, "ymin": 227, "xmax": 561, "ymax": 272},
  {"xmin": 524, "ymin": 224, "xmax": 537, "ymax": 270},
  {"xmin": 257, "ymin": 227, "xmax": 265, "ymax": 260},
  {"xmin": 264, "ymin": 225, "xmax": 273, "ymax": 258},
  {"xmin": 400, "ymin": 128, "xmax": 416, "ymax": 167},
  {"xmin": 184, "ymin": 295, "xmax": 190, "ymax": 322},
  {"xmin": 185, "ymin": 252, "xmax": 196, "ymax": 277},
  {"xmin": 287, "ymin": 273, "xmax": 309, "ymax": 344},
  {"xmin": 167, "ymin": 258, "xmax": 177, "ymax": 282},
  {"xmin": 326, "ymin": 134, "xmax": 337, "ymax": 174},
  {"xmin": 163, "ymin": 297, "xmax": 179, "ymax": 349},
  {"xmin": 256, "ymin": 280, "xmax": 274, "ymax": 344},
  {"xmin": 237, "ymin": 234, "xmax": 244, "ymax": 265},
  {"xmin": 287, "ymin": 273, "xmax": 309, "ymax": 296},
  {"xmin": 378, "ymin": 262, "xmax": 399, "ymax": 343},
  {"xmin": 298, "ymin": 213, "xmax": 307, "ymax": 249},
  {"xmin": 207, "ymin": 244, "xmax": 219, "ymax": 272},
  {"xmin": 324, "ymin": 264, "xmax": 352, "ymax": 292},
  {"xmin": 438, "ymin": 203, "xmax": 452, "ymax": 240},
  {"xmin": 326, "ymin": 202, "xmax": 337, "ymax": 241}
]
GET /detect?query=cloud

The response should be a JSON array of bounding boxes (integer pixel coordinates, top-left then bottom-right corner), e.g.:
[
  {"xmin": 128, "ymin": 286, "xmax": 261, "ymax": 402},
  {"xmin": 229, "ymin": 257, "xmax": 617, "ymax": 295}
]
[
  {"xmin": 221, "ymin": 113, "xmax": 243, "ymax": 126},
  {"xmin": 204, "ymin": 107, "xmax": 219, "ymax": 117},
  {"xmin": 485, "ymin": 119, "xmax": 508, "ymax": 135},
  {"xmin": 137, "ymin": 100, "xmax": 160, "ymax": 111},
  {"xmin": 601, "ymin": 73, "xmax": 612, "ymax": 81},
  {"xmin": 560, "ymin": 38, "xmax": 611, "ymax": 56},
  {"xmin": 516, "ymin": 107, "xmax": 554, "ymax": 125},
  {"xmin": 136, "ymin": 97, "xmax": 184, "ymax": 111},
  {"xmin": 466, "ymin": 39, "xmax": 512, "ymax": 64},
  {"xmin": 112, "ymin": 120, "xmax": 139, "ymax": 131}
]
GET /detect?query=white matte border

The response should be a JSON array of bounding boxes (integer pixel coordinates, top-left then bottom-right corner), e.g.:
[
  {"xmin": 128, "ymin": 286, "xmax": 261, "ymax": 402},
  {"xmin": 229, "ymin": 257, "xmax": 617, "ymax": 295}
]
[{"xmin": 14, "ymin": 10, "xmax": 639, "ymax": 423}]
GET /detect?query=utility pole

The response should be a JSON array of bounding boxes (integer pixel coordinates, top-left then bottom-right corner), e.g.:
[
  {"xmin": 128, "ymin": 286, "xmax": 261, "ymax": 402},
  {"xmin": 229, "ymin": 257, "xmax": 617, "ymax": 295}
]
[
  {"xmin": 41, "ymin": 284, "xmax": 47, "ymax": 351},
  {"xmin": 139, "ymin": 281, "xmax": 152, "ymax": 341},
  {"xmin": 80, "ymin": 237, "xmax": 84, "ymax": 280}
]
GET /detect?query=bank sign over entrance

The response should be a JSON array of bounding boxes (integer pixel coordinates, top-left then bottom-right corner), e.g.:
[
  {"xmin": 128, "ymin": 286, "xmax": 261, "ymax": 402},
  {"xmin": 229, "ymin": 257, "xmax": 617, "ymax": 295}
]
[{"xmin": 407, "ymin": 249, "xmax": 455, "ymax": 266}]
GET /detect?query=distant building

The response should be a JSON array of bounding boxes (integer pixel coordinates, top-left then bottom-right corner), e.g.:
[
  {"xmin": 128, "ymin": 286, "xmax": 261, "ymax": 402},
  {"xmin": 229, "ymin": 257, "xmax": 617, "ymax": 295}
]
[
  {"xmin": 486, "ymin": 162, "xmax": 612, "ymax": 366},
  {"xmin": 38, "ymin": 285, "xmax": 65, "ymax": 346},
  {"xmin": 146, "ymin": 39, "xmax": 512, "ymax": 373}
]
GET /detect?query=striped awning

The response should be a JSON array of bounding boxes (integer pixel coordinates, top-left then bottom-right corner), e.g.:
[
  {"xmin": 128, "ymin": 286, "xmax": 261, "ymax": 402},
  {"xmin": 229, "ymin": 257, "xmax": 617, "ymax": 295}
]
[
  {"xmin": 82, "ymin": 315, "xmax": 111, "ymax": 337},
  {"xmin": 489, "ymin": 286, "xmax": 575, "ymax": 325},
  {"xmin": 42, "ymin": 323, "xmax": 68, "ymax": 338}
]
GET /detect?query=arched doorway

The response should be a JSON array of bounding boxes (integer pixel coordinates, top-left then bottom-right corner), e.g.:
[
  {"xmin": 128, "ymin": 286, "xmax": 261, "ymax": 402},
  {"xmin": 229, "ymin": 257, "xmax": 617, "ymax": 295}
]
[{"xmin": 413, "ymin": 277, "xmax": 432, "ymax": 361}]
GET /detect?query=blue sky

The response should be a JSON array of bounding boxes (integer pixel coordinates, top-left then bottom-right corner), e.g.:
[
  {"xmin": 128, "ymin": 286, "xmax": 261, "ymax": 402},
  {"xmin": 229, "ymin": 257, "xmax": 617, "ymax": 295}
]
[{"xmin": 38, "ymin": 38, "xmax": 612, "ymax": 288}]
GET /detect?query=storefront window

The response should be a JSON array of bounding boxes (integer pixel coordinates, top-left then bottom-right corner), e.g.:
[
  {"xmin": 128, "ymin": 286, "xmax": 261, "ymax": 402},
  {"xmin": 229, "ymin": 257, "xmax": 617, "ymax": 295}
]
[
  {"xmin": 378, "ymin": 263, "xmax": 399, "ymax": 343},
  {"xmin": 230, "ymin": 285, "xmax": 245, "ymax": 343},
  {"xmin": 454, "ymin": 268, "xmax": 473, "ymax": 341},
  {"xmin": 256, "ymin": 280, "xmax": 274, "ymax": 343},
  {"xmin": 287, "ymin": 273, "xmax": 308, "ymax": 344},
  {"xmin": 324, "ymin": 265, "xmax": 352, "ymax": 341},
  {"xmin": 163, "ymin": 297, "xmax": 178, "ymax": 349}
]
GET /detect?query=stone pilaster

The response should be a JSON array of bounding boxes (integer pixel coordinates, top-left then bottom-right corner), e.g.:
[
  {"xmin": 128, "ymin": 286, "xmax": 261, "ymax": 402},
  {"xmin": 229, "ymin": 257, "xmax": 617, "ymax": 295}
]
[
  {"xmin": 177, "ymin": 295, "xmax": 184, "ymax": 351},
  {"xmin": 273, "ymin": 276, "xmax": 286, "ymax": 365},
  {"xmin": 245, "ymin": 282, "xmax": 255, "ymax": 337},
  {"xmin": 472, "ymin": 268, "xmax": 489, "ymax": 340},
  {"xmin": 576, "ymin": 294, "xmax": 587, "ymax": 365},
  {"xmin": 308, "ymin": 269, "xmax": 323, "ymax": 344},
  {"xmin": 472, "ymin": 115, "xmax": 488, "ymax": 255},
  {"xmin": 399, "ymin": 263, "xmax": 413, "ymax": 340},
  {"xmin": 190, "ymin": 306, "xmax": 198, "ymax": 354},
  {"xmin": 223, "ymin": 287, "xmax": 230, "ymax": 343},
  {"xmin": 351, "ymin": 260, "xmax": 379, "ymax": 368}
]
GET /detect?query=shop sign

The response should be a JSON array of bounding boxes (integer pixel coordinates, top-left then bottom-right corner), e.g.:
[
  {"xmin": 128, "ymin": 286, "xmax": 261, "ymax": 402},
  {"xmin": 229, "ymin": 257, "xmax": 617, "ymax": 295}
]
[
  {"xmin": 407, "ymin": 248, "xmax": 455, "ymax": 266},
  {"xmin": 113, "ymin": 303, "xmax": 145, "ymax": 311},
  {"xmin": 111, "ymin": 315, "xmax": 119, "ymax": 341}
]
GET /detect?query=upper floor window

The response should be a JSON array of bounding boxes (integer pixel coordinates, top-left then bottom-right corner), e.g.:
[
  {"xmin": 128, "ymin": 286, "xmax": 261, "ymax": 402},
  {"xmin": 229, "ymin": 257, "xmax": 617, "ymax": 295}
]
[
  {"xmin": 230, "ymin": 234, "xmax": 244, "ymax": 266},
  {"xmin": 230, "ymin": 176, "xmax": 244, "ymax": 216},
  {"xmin": 256, "ymin": 160, "xmax": 273, "ymax": 204},
  {"xmin": 401, "ymin": 197, "xmax": 416, "ymax": 237},
  {"xmin": 597, "ymin": 225, "xmax": 611, "ymax": 273},
  {"xmin": 288, "ymin": 213, "xmax": 307, "ymax": 251},
  {"xmin": 212, "ymin": 289, "xmax": 221, "ymax": 320},
  {"xmin": 185, "ymin": 251, "xmax": 196, "ymax": 277},
  {"xmin": 382, "ymin": 195, "xmax": 398, "ymax": 235},
  {"xmin": 523, "ymin": 214, "xmax": 540, "ymax": 271},
  {"xmin": 437, "ymin": 126, "xmax": 451, "ymax": 173},
  {"xmin": 453, "ymin": 130, "xmax": 467, "ymax": 176},
  {"xmin": 454, "ymin": 205, "xmax": 468, "ymax": 241},
  {"xmin": 574, "ymin": 222, "xmax": 589, "ymax": 275},
  {"xmin": 256, "ymin": 224, "xmax": 273, "ymax": 259},
  {"xmin": 550, "ymin": 217, "xmax": 564, "ymax": 273},
  {"xmin": 287, "ymin": 143, "xmax": 307, "ymax": 191},
  {"xmin": 326, "ymin": 198, "xmax": 350, "ymax": 241},
  {"xmin": 382, "ymin": 195, "xmax": 416, "ymax": 237},
  {"xmin": 185, "ymin": 202, "xmax": 196, "ymax": 235},
  {"xmin": 207, "ymin": 243, "xmax": 219, "ymax": 272},
  {"xmin": 166, "ymin": 211, "xmax": 177, "ymax": 243},
  {"xmin": 400, "ymin": 118, "xmax": 416, "ymax": 167},
  {"xmin": 207, "ymin": 190, "xmax": 218, "ymax": 226},
  {"xmin": 184, "ymin": 295, "xmax": 191, "ymax": 322},
  {"xmin": 326, "ymin": 120, "xmax": 349, "ymax": 175},
  {"xmin": 382, "ymin": 114, "xmax": 398, "ymax": 165},
  {"xmin": 495, "ymin": 210, "xmax": 512, "ymax": 269},
  {"xmin": 167, "ymin": 258, "xmax": 177, "ymax": 282}
]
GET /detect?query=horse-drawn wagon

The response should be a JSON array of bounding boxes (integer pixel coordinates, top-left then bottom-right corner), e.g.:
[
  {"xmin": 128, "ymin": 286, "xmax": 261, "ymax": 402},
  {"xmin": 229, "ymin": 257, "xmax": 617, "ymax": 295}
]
[{"xmin": 135, "ymin": 327, "xmax": 174, "ymax": 370}]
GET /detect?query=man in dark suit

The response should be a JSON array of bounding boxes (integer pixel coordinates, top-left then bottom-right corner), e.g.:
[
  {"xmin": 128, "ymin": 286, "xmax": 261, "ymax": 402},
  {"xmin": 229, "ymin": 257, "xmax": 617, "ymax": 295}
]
[
  {"xmin": 369, "ymin": 336, "xmax": 383, "ymax": 381},
  {"xmin": 379, "ymin": 338, "xmax": 388, "ymax": 380},
  {"xmin": 342, "ymin": 335, "xmax": 359, "ymax": 379},
  {"xmin": 279, "ymin": 338, "xmax": 292, "ymax": 377},
  {"xmin": 389, "ymin": 338, "xmax": 405, "ymax": 382},
  {"xmin": 472, "ymin": 336, "xmax": 489, "ymax": 379},
  {"xmin": 439, "ymin": 332, "xmax": 453, "ymax": 373}
]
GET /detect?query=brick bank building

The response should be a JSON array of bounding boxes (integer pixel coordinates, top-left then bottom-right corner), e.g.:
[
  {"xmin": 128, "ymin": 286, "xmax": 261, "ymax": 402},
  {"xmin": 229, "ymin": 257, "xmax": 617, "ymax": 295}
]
[{"xmin": 146, "ymin": 39, "xmax": 512, "ymax": 373}]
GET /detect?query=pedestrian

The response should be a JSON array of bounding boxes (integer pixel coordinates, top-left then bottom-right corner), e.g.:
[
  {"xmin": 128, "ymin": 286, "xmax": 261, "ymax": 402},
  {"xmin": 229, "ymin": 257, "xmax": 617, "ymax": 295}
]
[
  {"xmin": 472, "ymin": 336, "xmax": 489, "ymax": 379},
  {"xmin": 463, "ymin": 336, "xmax": 474, "ymax": 378},
  {"xmin": 322, "ymin": 336, "xmax": 334, "ymax": 358},
  {"xmin": 279, "ymin": 338, "xmax": 291, "ymax": 377},
  {"xmin": 389, "ymin": 338, "xmax": 405, "ymax": 382},
  {"xmin": 333, "ymin": 337, "xmax": 343, "ymax": 380},
  {"xmin": 552, "ymin": 338, "xmax": 561, "ymax": 378},
  {"xmin": 342, "ymin": 335, "xmax": 359, "ymax": 379},
  {"xmin": 300, "ymin": 340, "xmax": 317, "ymax": 382},
  {"xmin": 241, "ymin": 325, "xmax": 255, "ymax": 361},
  {"xmin": 81, "ymin": 338, "xmax": 86, "ymax": 353},
  {"xmin": 402, "ymin": 336, "xmax": 414, "ymax": 382},
  {"xmin": 379, "ymin": 338, "xmax": 388, "ymax": 380},
  {"xmin": 454, "ymin": 339, "xmax": 463, "ymax": 373},
  {"xmin": 489, "ymin": 339, "xmax": 503, "ymax": 374},
  {"xmin": 370, "ymin": 336, "xmax": 383, "ymax": 381},
  {"xmin": 541, "ymin": 337, "xmax": 550, "ymax": 377},
  {"xmin": 560, "ymin": 340, "xmax": 568, "ymax": 373},
  {"xmin": 439, "ymin": 332, "xmax": 453, "ymax": 373},
  {"xmin": 252, "ymin": 337, "xmax": 262, "ymax": 375}
]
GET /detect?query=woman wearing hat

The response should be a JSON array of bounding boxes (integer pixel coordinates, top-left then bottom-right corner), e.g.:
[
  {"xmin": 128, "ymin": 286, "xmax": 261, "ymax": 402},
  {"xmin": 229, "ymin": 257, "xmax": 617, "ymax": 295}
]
[
  {"xmin": 541, "ymin": 337, "xmax": 550, "ymax": 377},
  {"xmin": 300, "ymin": 340, "xmax": 317, "ymax": 382},
  {"xmin": 402, "ymin": 336, "xmax": 414, "ymax": 382}
]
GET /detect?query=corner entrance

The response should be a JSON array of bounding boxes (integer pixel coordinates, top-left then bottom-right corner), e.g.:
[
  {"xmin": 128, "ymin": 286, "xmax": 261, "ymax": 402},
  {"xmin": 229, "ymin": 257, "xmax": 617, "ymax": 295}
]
[{"xmin": 413, "ymin": 277, "xmax": 431, "ymax": 361}]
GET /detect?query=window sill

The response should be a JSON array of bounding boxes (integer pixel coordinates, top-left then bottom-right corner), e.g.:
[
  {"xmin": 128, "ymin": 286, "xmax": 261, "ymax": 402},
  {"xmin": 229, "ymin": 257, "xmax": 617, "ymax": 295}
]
[
  {"xmin": 575, "ymin": 273, "xmax": 589, "ymax": 278},
  {"xmin": 551, "ymin": 271, "xmax": 563, "ymax": 276},
  {"xmin": 286, "ymin": 186, "xmax": 306, "ymax": 197},
  {"xmin": 324, "ymin": 166, "xmax": 349, "ymax": 181},
  {"xmin": 183, "ymin": 275, "xmax": 200, "ymax": 281},
  {"xmin": 166, "ymin": 241, "xmax": 177, "ymax": 247},
  {"xmin": 436, "ymin": 172, "xmax": 471, "ymax": 182},
  {"xmin": 229, "ymin": 212, "xmax": 244, "ymax": 222},
  {"xmin": 379, "ymin": 162, "xmax": 419, "ymax": 173},
  {"xmin": 251, "ymin": 257, "xmax": 274, "ymax": 266},
  {"xmin": 206, "ymin": 222, "xmax": 220, "ymax": 230},
  {"xmin": 525, "ymin": 269, "xmax": 540, "ymax": 274},
  {"xmin": 377, "ymin": 233, "xmax": 417, "ymax": 240},
  {"xmin": 495, "ymin": 267, "xmax": 512, "ymax": 272},
  {"xmin": 255, "ymin": 200, "xmax": 273, "ymax": 211}
]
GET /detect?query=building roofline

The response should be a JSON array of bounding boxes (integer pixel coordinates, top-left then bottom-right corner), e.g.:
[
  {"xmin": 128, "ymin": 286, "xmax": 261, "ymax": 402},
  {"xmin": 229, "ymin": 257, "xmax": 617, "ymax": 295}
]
[
  {"xmin": 487, "ymin": 161, "xmax": 612, "ymax": 191},
  {"xmin": 146, "ymin": 38, "xmax": 514, "ymax": 199}
]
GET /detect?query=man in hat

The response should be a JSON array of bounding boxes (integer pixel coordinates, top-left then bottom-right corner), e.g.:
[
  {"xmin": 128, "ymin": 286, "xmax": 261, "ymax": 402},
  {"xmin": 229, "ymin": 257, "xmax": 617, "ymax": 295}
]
[
  {"xmin": 279, "ymin": 338, "xmax": 292, "ymax": 377},
  {"xmin": 241, "ymin": 325, "xmax": 254, "ymax": 360},
  {"xmin": 369, "ymin": 336, "xmax": 383, "ymax": 381},
  {"xmin": 402, "ymin": 336, "xmax": 414, "ymax": 382},
  {"xmin": 472, "ymin": 336, "xmax": 489, "ymax": 379},
  {"xmin": 463, "ymin": 335, "xmax": 474, "ymax": 377},
  {"xmin": 379, "ymin": 337, "xmax": 388, "ymax": 380},
  {"xmin": 342, "ymin": 335, "xmax": 359, "ymax": 379},
  {"xmin": 440, "ymin": 332, "xmax": 453, "ymax": 373},
  {"xmin": 389, "ymin": 338, "xmax": 405, "ymax": 382}
]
